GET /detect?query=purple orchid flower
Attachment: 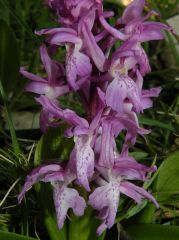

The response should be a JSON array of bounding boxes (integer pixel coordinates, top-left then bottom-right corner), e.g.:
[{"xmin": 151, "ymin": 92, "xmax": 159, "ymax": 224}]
[
  {"xmin": 98, "ymin": 0, "xmax": 171, "ymax": 43},
  {"xmin": 89, "ymin": 153, "xmax": 158, "ymax": 235},
  {"xmin": 47, "ymin": 0, "xmax": 102, "ymax": 27},
  {"xmin": 112, "ymin": 39, "xmax": 151, "ymax": 76},
  {"xmin": 20, "ymin": 44, "xmax": 69, "ymax": 100},
  {"xmin": 18, "ymin": 164, "xmax": 86, "ymax": 229},
  {"xmin": 63, "ymin": 90, "xmax": 106, "ymax": 180},
  {"xmin": 98, "ymin": 112, "xmax": 150, "ymax": 168},
  {"xmin": 105, "ymin": 43, "xmax": 161, "ymax": 114},
  {"xmin": 36, "ymin": 28, "xmax": 92, "ymax": 90},
  {"xmin": 36, "ymin": 95, "xmax": 94, "ymax": 191},
  {"xmin": 20, "ymin": 44, "xmax": 70, "ymax": 131},
  {"xmin": 36, "ymin": 95, "xmax": 89, "ymax": 128}
]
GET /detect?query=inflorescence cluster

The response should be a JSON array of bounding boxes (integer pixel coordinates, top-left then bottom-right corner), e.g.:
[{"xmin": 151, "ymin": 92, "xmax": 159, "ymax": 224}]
[{"xmin": 19, "ymin": 0, "xmax": 171, "ymax": 235}]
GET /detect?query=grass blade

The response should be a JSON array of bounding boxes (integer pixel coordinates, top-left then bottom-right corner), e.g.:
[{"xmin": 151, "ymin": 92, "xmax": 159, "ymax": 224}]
[{"xmin": 0, "ymin": 231, "xmax": 38, "ymax": 240}]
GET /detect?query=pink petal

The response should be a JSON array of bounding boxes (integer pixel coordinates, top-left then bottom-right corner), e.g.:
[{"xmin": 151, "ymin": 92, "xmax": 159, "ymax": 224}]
[
  {"xmin": 120, "ymin": 184, "xmax": 143, "ymax": 203},
  {"xmin": 140, "ymin": 98, "xmax": 153, "ymax": 110},
  {"xmin": 66, "ymin": 48, "xmax": 92, "ymax": 90},
  {"xmin": 20, "ymin": 67, "xmax": 46, "ymax": 83},
  {"xmin": 99, "ymin": 121, "xmax": 115, "ymax": 168},
  {"xmin": 18, "ymin": 164, "xmax": 63, "ymax": 203},
  {"xmin": 76, "ymin": 137, "xmax": 94, "ymax": 191},
  {"xmin": 39, "ymin": 108, "xmax": 58, "ymax": 132},
  {"xmin": 40, "ymin": 45, "xmax": 54, "ymax": 82},
  {"xmin": 36, "ymin": 96, "xmax": 89, "ymax": 128},
  {"xmin": 121, "ymin": 0, "xmax": 145, "ymax": 24},
  {"xmin": 99, "ymin": 14, "xmax": 127, "ymax": 40},
  {"xmin": 70, "ymin": 0, "xmax": 94, "ymax": 18},
  {"xmin": 25, "ymin": 82, "xmax": 48, "ymax": 95},
  {"xmin": 97, "ymin": 223, "xmax": 107, "ymax": 236},
  {"xmin": 52, "ymin": 85, "xmax": 70, "ymax": 98},
  {"xmin": 121, "ymin": 181, "xmax": 159, "ymax": 207},
  {"xmin": 89, "ymin": 180, "xmax": 120, "ymax": 232},
  {"xmin": 75, "ymin": 51, "xmax": 92, "ymax": 77},
  {"xmin": 36, "ymin": 27, "xmax": 81, "ymax": 45},
  {"xmin": 35, "ymin": 27, "xmax": 77, "ymax": 36},
  {"xmin": 49, "ymin": 32, "xmax": 81, "ymax": 45},
  {"xmin": 106, "ymin": 78, "xmax": 127, "ymax": 113},
  {"xmin": 40, "ymin": 44, "xmax": 64, "ymax": 85},
  {"xmin": 142, "ymin": 87, "xmax": 161, "ymax": 98},
  {"xmin": 137, "ymin": 30, "xmax": 164, "ymax": 42},
  {"xmin": 53, "ymin": 184, "xmax": 86, "ymax": 229},
  {"xmin": 82, "ymin": 23, "xmax": 107, "ymax": 72},
  {"xmin": 124, "ymin": 76, "xmax": 141, "ymax": 113}
]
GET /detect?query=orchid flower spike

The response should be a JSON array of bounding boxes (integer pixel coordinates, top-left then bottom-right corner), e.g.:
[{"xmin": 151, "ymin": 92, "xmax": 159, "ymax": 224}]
[{"xmin": 19, "ymin": 0, "xmax": 172, "ymax": 235}]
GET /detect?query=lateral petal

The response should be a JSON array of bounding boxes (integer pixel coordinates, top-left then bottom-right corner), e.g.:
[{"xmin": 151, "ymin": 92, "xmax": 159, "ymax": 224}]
[
  {"xmin": 18, "ymin": 164, "xmax": 63, "ymax": 203},
  {"xmin": 20, "ymin": 67, "xmax": 46, "ymax": 83},
  {"xmin": 121, "ymin": 181, "xmax": 159, "ymax": 207},
  {"xmin": 82, "ymin": 23, "xmax": 107, "ymax": 72},
  {"xmin": 36, "ymin": 96, "xmax": 89, "ymax": 128}
]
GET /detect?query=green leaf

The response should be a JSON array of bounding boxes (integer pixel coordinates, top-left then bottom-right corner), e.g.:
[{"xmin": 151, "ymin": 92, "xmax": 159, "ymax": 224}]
[
  {"xmin": 129, "ymin": 152, "xmax": 148, "ymax": 161},
  {"xmin": 138, "ymin": 116, "xmax": 175, "ymax": 132},
  {"xmin": 0, "ymin": 231, "xmax": 37, "ymax": 240},
  {"xmin": 126, "ymin": 224, "xmax": 179, "ymax": 240},
  {"xmin": 155, "ymin": 151, "xmax": 179, "ymax": 201},
  {"xmin": 0, "ymin": 20, "xmax": 20, "ymax": 92},
  {"xmin": 115, "ymin": 200, "xmax": 148, "ymax": 224},
  {"xmin": 129, "ymin": 204, "xmax": 156, "ymax": 224},
  {"xmin": 125, "ymin": 201, "xmax": 148, "ymax": 220},
  {"xmin": 125, "ymin": 153, "xmax": 179, "ymax": 224},
  {"xmin": 34, "ymin": 124, "xmax": 74, "ymax": 165},
  {"xmin": 44, "ymin": 214, "xmax": 67, "ymax": 240}
]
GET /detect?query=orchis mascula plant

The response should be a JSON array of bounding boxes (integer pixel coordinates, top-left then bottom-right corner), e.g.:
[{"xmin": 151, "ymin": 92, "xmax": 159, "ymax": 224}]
[{"xmin": 18, "ymin": 0, "xmax": 172, "ymax": 236}]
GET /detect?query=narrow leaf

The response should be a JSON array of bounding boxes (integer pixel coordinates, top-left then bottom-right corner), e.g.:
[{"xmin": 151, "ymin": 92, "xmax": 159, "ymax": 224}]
[
  {"xmin": 138, "ymin": 116, "xmax": 175, "ymax": 132},
  {"xmin": 0, "ymin": 231, "xmax": 37, "ymax": 240}
]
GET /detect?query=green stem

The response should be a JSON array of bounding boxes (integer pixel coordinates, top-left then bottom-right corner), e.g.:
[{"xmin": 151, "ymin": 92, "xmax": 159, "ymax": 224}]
[{"xmin": 38, "ymin": 185, "xmax": 67, "ymax": 240}]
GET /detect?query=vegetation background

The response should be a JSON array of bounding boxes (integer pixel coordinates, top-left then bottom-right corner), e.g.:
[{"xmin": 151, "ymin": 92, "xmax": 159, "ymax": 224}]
[{"xmin": 0, "ymin": 0, "xmax": 179, "ymax": 239}]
